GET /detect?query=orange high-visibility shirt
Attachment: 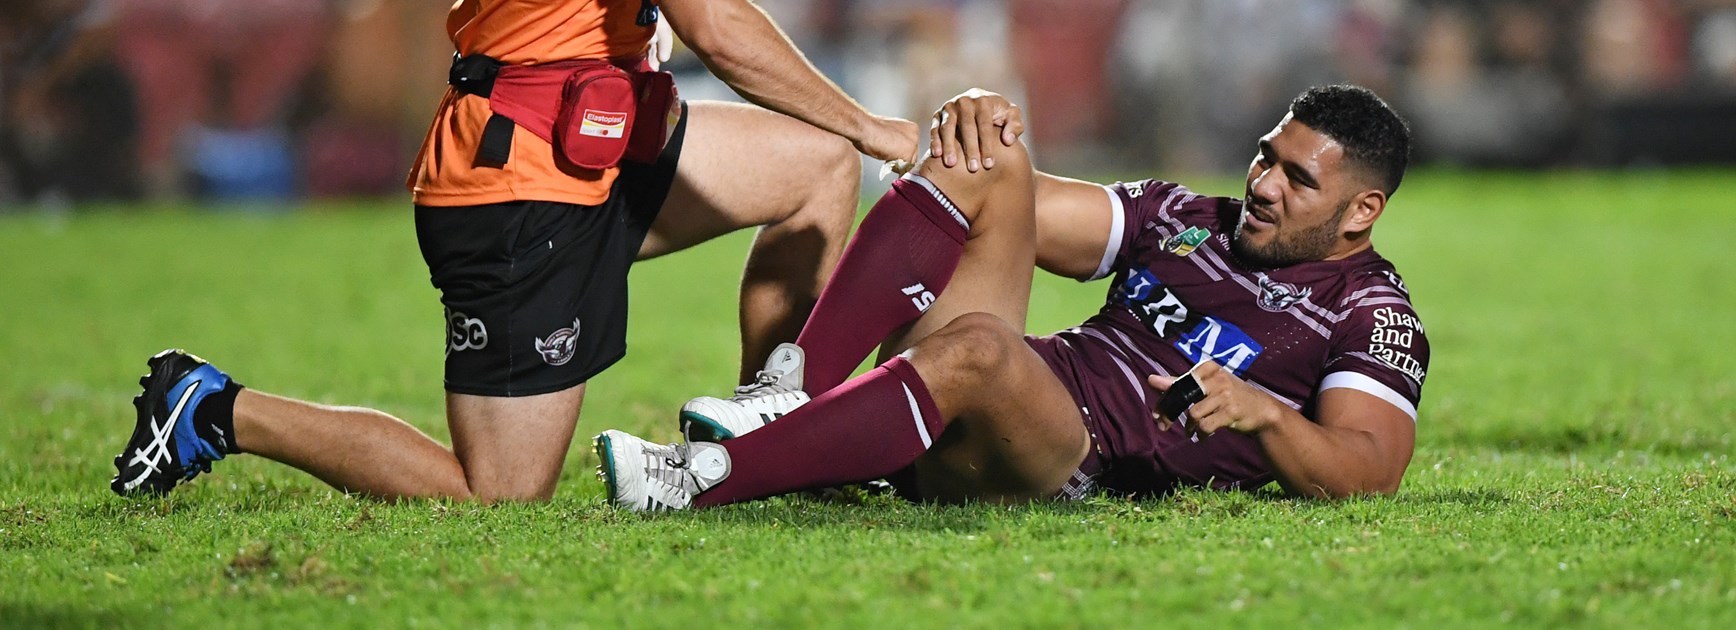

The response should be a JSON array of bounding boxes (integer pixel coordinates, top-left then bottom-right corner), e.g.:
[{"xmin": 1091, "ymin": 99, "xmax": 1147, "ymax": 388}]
[{"xmin": 408, "ymin": 0, "xmax": 655, "ymax": 207}]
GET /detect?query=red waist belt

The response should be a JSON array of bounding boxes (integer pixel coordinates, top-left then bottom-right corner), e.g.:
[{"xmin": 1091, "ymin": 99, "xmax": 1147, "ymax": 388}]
[{"xmin": 448, "ymin": 53, "xmax": 679, "ymax": 170}]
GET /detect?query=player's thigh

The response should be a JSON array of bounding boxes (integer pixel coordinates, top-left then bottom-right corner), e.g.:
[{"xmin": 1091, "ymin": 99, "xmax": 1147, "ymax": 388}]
[
  {"xmin": 638, "ymin": 100, "xmax": 858, "ymax": 259},
  {"xmin": 905, "ymin": 315, "xmax": 1088, "ymax": 503},
  {"xmin": 445, "ymin": 386, "xmax": 586, "ymax": 502},
  {"xmin": 879, "ymin": 157, "xmax": 1038, "ymax": 359}
]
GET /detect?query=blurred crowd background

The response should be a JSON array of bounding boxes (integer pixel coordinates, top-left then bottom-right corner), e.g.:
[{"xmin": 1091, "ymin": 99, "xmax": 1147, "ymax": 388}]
[{"xmin": 4, "ymin": 0, "xmax": 1736, "ymax": 207}]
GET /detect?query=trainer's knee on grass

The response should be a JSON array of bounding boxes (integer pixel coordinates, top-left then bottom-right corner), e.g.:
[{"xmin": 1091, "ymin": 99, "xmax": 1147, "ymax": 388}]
[
  {"xmin": 462, "ymin": 468, "xmax": 558, "ymax": 504},
  {"xmin": 453, "ymin": 444, "xmax": 566, "ymax": 503},
  {"xmin": 444, "ymin": 389, "xmax": 582, "ymax": 503}
]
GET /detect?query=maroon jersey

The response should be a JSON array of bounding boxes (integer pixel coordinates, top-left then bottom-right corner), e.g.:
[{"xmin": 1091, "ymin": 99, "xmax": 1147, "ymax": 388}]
[{"xmin": 1030, "ymin": 179, "xmax": 1429, "ymax": 495}]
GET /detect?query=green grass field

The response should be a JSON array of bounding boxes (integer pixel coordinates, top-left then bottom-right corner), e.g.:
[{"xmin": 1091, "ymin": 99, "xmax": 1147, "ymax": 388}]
[{"xmin": 2, "ymin": 171, "xmax": 1733, "ymax": 627}]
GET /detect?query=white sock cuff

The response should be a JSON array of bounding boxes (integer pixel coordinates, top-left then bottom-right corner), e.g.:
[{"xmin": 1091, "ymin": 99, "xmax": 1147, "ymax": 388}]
[{"xmin": 901, "ymin": 173, "xmax": 970, "ymax": 231}]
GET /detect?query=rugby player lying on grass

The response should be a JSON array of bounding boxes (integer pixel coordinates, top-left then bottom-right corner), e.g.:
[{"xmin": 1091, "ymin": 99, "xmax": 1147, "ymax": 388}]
[{"xmin": 596, "ymin": 85, "xmax": 1430, "ymax": 510}]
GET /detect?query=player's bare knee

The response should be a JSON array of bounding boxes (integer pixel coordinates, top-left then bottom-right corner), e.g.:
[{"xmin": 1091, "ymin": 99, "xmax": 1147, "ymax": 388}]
[
  {"xmin": 985, "ymin": 139, "xmax": 1032, "ymax": 178},
  {"xmin": 913, "ymin": 143, "xmax": 1033, "ymax": 223},
  {"xmin": 920, "ymin": 312, "xmax": 1021, "ymax": 385},
  {"xmin": 916, "ymin": 139, "xmax": 1030, "ymax": 184}
]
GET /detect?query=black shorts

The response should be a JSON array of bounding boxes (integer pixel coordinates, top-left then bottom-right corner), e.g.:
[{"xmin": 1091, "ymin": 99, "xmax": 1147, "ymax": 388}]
[{"xmin": 413, "ymin": 105, "xmax": 687, "ymax": 397}]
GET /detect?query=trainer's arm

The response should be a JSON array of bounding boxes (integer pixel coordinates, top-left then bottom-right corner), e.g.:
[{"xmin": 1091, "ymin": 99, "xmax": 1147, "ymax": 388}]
[
  {"xmin": 1149, "ymin": 363, "xmax": 1415, "ymax": 498},
  {"xmin": 659, "ymin": 0, "xmax": 918, "ymax": 162}
]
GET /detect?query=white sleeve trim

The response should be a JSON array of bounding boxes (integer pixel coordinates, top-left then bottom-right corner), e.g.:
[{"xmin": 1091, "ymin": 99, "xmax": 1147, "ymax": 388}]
[
  {"xmin": 1086, "ymin": 185, "xmax": 1126, "ymax": 281},
  {"xmin": 1319, "ymin": 371, "xmax": 1418, "ymax": 422}
]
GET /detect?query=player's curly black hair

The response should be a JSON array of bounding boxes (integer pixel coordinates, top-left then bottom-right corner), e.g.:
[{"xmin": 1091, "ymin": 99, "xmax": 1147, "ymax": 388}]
[{"xmin": 1289, "ymin": 85, "xmax": 1412, "ymax": 196}]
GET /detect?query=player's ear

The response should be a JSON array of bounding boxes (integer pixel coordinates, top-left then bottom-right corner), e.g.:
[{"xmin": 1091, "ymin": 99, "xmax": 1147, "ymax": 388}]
[{"xmin": 1341, "ymin": 188, "xmax": 1386, "ymax": 234}]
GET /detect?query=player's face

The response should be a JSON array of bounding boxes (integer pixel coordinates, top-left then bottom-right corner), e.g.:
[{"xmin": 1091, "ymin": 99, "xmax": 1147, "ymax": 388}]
[{"xmin": 1233, "ymin": 115, "xmax": 1358, "ymax": 268}]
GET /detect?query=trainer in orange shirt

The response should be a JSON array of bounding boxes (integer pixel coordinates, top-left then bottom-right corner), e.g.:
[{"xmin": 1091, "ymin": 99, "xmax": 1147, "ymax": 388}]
[
  {"xmin": 409, "ymin": 0, "xmax": 660, "ymax": 207},
  {"xmin": 112, "ymin": 0, "xmax": 963, "ymax": 502}
]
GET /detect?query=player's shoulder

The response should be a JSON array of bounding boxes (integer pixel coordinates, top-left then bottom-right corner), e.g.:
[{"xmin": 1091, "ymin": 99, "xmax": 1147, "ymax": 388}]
[
  {"xmin": 1107, "ymin": 178, "xmax": 1238, "ymax": 224},
  {"xmin": 1106, "ymin": 178, "xmax": 1185, "ymax": 204},
  {"xmin": 1331, "ymin": 252, "xmax": 1425, "ymax": 329},
  {"xmin": 1322, "ymin": 250, "xmax": 1431, "ymax": 393},
  {"xmin": 1339, "ymin": 251, "xmax": 1413, "ymax": 299}
]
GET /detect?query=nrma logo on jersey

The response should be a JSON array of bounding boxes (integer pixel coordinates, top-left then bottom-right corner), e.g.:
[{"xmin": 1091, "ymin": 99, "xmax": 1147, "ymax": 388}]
[{"xmin": 1114, "ymin": 269, "xmax": 1264, "ymax": 375}]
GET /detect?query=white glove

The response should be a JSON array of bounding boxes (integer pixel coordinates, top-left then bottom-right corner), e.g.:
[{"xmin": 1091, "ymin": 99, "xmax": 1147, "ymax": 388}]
[{"xmin": 649, "ymin": 15, "xmax": 674, "ymax": 70}]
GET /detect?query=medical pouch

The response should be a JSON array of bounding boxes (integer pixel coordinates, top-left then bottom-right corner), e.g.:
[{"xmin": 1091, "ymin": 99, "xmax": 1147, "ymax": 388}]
[
  {"xmin": 553, "ymin": 64, "xmax": 636, "ymax": 170},
  {"xmin": 625, "ymin": 69, "xmax": 679, "ymax": 164}
]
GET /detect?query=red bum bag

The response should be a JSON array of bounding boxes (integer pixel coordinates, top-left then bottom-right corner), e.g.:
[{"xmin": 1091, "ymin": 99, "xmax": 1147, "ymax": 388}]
[{"xmin": 448, "ymin": 54, "xmax": 679, "ymax": 170}]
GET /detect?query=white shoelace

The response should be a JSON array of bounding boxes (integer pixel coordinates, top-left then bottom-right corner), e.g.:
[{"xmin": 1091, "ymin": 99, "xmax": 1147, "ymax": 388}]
[{"xmin": 731, "ymin": 369, "xmax": 794, "ymax": 399}]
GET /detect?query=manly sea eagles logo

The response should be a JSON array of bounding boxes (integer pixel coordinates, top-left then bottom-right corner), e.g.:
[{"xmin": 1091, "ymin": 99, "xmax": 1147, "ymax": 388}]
[
  {"xmin": 1256, "ymin": 275, "xmax": 1312, "ymax": 312},
  {"xmin": 535, "ymin": 319, "xmax": 582, "ymax": 366}
]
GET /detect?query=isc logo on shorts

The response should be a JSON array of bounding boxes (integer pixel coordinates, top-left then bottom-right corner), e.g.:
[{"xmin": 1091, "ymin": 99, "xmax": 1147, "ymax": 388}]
[
  {"xmin": 579, "ymin": 110, "xmax": 627, "ymax": 138},
  {"xmin": 446, "ymin": 308, "xmax": 489, "ymax": 356}
]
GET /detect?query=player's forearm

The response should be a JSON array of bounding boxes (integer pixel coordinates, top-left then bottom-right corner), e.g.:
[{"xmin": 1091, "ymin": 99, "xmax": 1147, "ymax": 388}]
[
  {"xmin": 1256, "ymin": 409, "xmax": 1403, "ymax": 499},
  {"xmin": 663, "ymin": 0, "xmax": 874, "ymax": 144}
]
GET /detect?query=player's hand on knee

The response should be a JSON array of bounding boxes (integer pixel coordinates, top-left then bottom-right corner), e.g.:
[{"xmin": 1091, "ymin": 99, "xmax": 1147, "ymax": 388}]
[{"xmin": 929, "ymin": 88, "xmax": 1025, "ymax": 172}]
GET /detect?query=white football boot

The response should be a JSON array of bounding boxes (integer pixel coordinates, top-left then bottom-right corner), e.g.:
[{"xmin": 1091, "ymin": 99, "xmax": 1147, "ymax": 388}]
[
  {"xmin": 680, "ymin": 342, "xmax": 811, "ymax": 442},
  {"xmin": 593, "ymin": 430, "xmax": 730, "ymax": 512}
]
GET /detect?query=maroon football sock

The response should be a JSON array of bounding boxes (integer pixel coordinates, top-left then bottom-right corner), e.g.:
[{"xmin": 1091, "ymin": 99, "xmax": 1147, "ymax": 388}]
[
  {"xmin": 795, "ymin": 176, "xmax": 968, "ymax": 395},
  {"xmin": 694, "ymin": 357, "xmax": 944, "ymax": 507}
]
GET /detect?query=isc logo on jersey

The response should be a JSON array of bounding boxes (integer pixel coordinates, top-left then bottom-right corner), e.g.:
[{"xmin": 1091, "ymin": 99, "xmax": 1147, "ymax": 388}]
[
  {"xmin": 579, "ymin": 110, "xmax": 627, "ymax": 138},
  {"xmin": 1114, "ymin": 269, "xmax": 1264, "ymax": 375}
]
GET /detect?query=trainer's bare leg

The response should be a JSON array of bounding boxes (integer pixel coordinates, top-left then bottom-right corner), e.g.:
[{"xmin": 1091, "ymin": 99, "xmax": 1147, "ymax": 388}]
[
  {"xmin": 884, "ymin": 146, "xmax": 1088, "ymax": 502},
  {"xmin": 233, "ymin": 385, "xmax": 585, "ymax": 502},
  {"xmin": 230, "ymin": 103, "xmax": 858, "ymax": 503},
  {"xmin": 639, "ymin": 101, "xmax": 860, "ymax": 382},
  {"xmin": 445, "ymin": 388, "xmax": 586, "ymax": 501}
]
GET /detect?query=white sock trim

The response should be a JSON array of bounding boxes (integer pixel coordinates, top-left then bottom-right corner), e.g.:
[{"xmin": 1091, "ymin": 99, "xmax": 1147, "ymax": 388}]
[
  {"xmin": 902, "ymin": 173, "xmax": 970, "ymax": 231},
  {"xmin": 901, "ymin": 382, "xmax": 934, "ymax": 448}
]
